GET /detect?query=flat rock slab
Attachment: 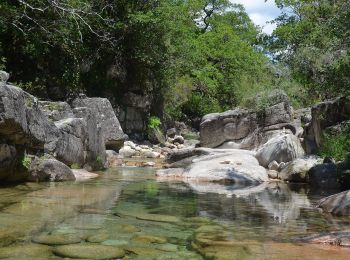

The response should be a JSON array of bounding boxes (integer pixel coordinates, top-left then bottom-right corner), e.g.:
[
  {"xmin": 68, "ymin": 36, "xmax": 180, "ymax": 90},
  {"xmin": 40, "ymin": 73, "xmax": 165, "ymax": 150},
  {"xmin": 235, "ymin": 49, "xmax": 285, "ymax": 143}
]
[
  {"xmin": 52, "ymin": 244, "xmax": 125, "ymax": 259},
  {"xmin": 159, "ymin": 148, "xmax": 268, "ymax": 185},
  {"xmin": 72, "ymin": 169, "xmax": 99, "ymax": 181}
]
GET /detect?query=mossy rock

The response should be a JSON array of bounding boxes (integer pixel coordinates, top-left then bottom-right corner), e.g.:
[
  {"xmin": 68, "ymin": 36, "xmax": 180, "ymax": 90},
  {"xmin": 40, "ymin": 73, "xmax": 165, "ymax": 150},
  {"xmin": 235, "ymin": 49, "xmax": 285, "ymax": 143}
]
[
  {"xmin": 32, "ymin": 234, "xmax": 82, "ymax": 245},
  {"xmin": 87, "ymin": 233, "xmax": 109, "ymax": 243},
  {"xmin": 0, "ymin": 244, "xmax": 52, "ymax": 259},
  {"xmin": 116, "ymin": 211, "xmax": 180, "ymax": 223},
  {"xmin": 132, "ymin": 234, "xmax": 167, "ymax": 244},
  {"xmin": 52, "ymin": 244, "xmax": 125, "ymax": 259}
]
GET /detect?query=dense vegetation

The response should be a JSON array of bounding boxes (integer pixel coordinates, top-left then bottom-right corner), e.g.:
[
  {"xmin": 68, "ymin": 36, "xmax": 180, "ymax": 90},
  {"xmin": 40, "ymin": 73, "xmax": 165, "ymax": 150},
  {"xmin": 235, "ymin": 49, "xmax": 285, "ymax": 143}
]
[
  {"xmin": 0, "ymin": 0, "xmax": 303, "ymax": 121},
  {"xmin": 0, "ymin": 0, "xmax": 348, "ymax": 123},
  {"xmin": 270, "ymin": 0, "xmax": 350, "ymax": 99}
]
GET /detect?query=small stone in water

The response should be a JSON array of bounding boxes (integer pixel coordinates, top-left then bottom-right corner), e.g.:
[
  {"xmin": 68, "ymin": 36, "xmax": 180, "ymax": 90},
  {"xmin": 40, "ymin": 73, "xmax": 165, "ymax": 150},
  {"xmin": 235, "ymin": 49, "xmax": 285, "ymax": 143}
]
[
  {"xmin": 32, "ymin": 234, "xmax": 82, "ymax": 245},
  {"xmin": 52, "ymin": 244, "xmax": 125, "ymax": 259},
  {"xmin": 132, "ymin": 234, "xmax": 167, "ymax": 244},
  {"xmin": 101, "ymin": 239, "xmax": 129, "ymax": 246}
]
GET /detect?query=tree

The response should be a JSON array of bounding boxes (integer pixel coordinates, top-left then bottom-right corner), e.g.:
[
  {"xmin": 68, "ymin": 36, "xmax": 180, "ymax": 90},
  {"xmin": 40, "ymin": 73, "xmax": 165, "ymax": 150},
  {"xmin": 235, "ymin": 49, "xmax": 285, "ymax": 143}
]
[{"xmin": 269, "ymin": 0, "xmax": 350, "ymax": 98}]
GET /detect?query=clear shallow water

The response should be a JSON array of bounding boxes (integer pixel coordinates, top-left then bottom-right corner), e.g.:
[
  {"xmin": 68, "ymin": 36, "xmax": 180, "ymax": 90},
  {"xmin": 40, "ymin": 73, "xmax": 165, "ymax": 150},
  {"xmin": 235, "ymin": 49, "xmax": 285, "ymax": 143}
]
[{"xmin": 0, "ymin": 167, "xmax": 350, "ymax": 259}]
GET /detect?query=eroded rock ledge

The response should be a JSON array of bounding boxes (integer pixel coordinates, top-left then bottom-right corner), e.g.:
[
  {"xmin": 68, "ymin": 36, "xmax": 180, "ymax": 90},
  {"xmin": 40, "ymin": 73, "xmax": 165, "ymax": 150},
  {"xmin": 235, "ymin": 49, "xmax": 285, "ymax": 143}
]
[{"xmin": 0, "ymin": 75, "xmax": 125, "ymax": 182}]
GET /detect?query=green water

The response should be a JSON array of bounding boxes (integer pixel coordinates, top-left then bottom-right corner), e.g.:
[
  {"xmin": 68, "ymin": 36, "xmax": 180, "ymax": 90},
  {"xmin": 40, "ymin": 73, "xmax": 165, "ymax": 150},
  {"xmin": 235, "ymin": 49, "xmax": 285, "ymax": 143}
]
[{"xmin": 0, "ymin": 167, "xmax": 350, "ymax": 259}]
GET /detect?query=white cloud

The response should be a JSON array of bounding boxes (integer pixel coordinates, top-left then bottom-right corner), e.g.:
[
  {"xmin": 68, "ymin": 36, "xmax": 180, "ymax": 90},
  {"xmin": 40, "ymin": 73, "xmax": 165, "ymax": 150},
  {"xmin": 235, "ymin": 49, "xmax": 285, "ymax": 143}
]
[{"xmin": 230, "ymin": 0, "xmax": 280, "ymax": 34}]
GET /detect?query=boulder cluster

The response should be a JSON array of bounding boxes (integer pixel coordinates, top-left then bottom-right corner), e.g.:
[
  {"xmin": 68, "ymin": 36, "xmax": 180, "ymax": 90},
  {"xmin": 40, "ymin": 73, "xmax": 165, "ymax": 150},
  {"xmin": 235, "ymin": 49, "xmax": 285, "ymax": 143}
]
[{"xmin": 0, "ymin": 72, "xmax": 125, "ymax": 182}]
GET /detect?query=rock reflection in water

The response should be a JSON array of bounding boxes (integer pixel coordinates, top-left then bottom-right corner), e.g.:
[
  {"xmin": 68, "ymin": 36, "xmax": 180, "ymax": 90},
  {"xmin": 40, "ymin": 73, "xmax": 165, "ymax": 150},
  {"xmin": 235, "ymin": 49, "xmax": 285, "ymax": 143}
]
[{"xmin": 186, "ymin": 181, "xmax": 312, "ymax": 225}]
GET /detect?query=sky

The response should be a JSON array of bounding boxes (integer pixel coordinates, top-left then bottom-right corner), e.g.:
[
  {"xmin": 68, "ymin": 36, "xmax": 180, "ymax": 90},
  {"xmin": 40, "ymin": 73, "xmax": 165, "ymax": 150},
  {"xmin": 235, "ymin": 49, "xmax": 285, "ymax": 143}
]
[{"xmin": 230, "ymin": 0, "xmax": 281, "ymax": 34}]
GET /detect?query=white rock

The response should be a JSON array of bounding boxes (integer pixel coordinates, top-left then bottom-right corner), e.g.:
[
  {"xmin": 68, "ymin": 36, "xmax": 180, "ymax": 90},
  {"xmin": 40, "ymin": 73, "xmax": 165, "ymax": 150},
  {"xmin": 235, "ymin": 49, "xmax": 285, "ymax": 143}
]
[
  {"xmin": 173, "ymin": 135, "xmax": 185, "ymax": 144},
  {"xmin": 268, "ymin": 161, "xmax": 280, "ymax": 171},
  {"xmin": 141, "ymin": 162, "xmax": 156, "ymax": 167},
  {"xmin": 279, "ymin": 157, "xmax": 321, "ymax": 182},
  {"xmin": 0, "ymin": 70, "xmax": 9, "ymax": 83},
  {"xmin": 143, "ymin": 151, "xmax": 160, "ymax": 158},
  {"xmin": 160, "ymin": 149, "xmax": 268, "ymax": 184},
  {"xmin": 124, "ymin": 141, "xmax": 137, "ymax": 149},
  {"xmin": 119, "ymin": 146, "xmax": 136, "ymax": 158},
  {"xmin": 256, "ymin": 133, "xmax": 305, "ymax": 168}
]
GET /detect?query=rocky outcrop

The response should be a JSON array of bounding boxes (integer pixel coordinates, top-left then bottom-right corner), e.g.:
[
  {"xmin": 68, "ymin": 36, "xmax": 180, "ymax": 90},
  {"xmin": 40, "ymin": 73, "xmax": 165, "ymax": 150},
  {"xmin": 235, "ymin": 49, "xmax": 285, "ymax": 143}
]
[
  {"xmin": 0, "ymin": 143, "xmax": 25, "ymax": 181},
  {"xmin": 72, "ymin": 96, "xmax": 126, "ymax": 150},
  {"xmin": 304, "ymin": 97, "xmax": 350, "ymax": 154},
  {"xmin": 256, "ymin": 133, "xmax": 305, "ymax": 168},
  {"xmin": 199, "ymin": 91, "xmax": 296, "ymax": 149},
  {"xmin": 200, "ymin": 109, "xmax": 258, "ymax": 149},
  {"xmin": 279, "ymin": 157, "xmax": 320, "ymax": 182},
  {"xmin": 317, "ymin": 190, "xmax": 350, "ymax": 216},
  {"xmin": 0, "ymin": 73, "xmax": 125, "ymax": 181},
  {"xmin": 307, "ymin": 163, "xmax": 340, "ymax": 189},
  {"xmin": 117, "ymin": 92, "xmax": 151, "ymax": 138},
  {"xmin": 28, "ymin": 157, "xmax": 75, "ymax": 182}
]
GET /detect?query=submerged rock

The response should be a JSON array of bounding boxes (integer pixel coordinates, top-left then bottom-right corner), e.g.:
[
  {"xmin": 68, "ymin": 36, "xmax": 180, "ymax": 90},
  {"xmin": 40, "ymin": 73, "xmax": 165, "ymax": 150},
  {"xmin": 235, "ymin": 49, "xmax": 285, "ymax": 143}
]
[
  {"xmin": 116, "ymin": 211, "xmax": 180, "ymax": 223},
  {"xmin": 0, "ymin": 244, "xmax": 52, "ymax": 259},
  {"xmin": 32, "ymin": 233, "xmax": 82, "ymax": 245},
  {"xmin": 132, "ymin": 234, "xmax": 167, "ymax": 244},
  {"xmin": 317, "ymin": 190, "xmax": 350, "ymax": 216},
  {"xmin": 53, "ymin": 244, "xmax": 125, "ymax": 259},
  {"xmin": 298, "ymin": 231, "xmax": 350, "ymax": 247}
]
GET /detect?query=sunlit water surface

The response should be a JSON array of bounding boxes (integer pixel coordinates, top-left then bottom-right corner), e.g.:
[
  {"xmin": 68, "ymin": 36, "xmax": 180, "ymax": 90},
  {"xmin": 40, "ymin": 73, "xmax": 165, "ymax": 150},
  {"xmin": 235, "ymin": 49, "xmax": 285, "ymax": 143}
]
[{"xmin": 0, "ymin": 167, "xmax": 350, "ymax": 259}]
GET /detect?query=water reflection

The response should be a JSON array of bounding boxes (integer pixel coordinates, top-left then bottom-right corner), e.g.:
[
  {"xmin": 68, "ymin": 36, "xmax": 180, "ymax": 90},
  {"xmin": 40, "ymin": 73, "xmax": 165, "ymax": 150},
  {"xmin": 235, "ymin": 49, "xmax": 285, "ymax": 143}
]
[{"xmin": 0, "ymin": 167, "xmax": 349, "ymax": 259}]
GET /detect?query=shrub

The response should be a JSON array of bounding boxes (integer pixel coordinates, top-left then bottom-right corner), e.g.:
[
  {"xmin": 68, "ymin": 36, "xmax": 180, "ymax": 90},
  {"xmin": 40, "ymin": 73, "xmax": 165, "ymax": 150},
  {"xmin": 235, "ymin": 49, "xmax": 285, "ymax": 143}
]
[
  {"xmin": 22, "ymin": 156, "xmax": 32, "ymax": 170},
  {"xmin": 148, "ymin": 116, "xmax": 161, "ymax": 129},
  {"xmin": 319, "ymin": 125, "xmax": 350, "ymax": 161}
]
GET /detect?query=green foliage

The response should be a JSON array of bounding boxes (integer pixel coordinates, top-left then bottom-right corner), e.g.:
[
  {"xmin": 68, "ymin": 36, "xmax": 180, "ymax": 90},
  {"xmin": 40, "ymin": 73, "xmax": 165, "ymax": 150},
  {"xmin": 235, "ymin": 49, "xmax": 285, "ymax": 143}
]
[
  {"xmin": 319, "ymin": 126, "xmax": 350, "ymax": 161},
  {"xmin": 148, "ymin": 116, "xmax": 161, "ymax": 130},
  {"xmin": 0, "ymin": 0, "xmax": 316, "ymax": 122},
  {"xmin": 96, "ymin": 155, "xmax": 103, "ymax": 165},
  {"xmin": 22, "ymin": 156, "xmax": 32, "ymax": 170},
  {"xmin": 269, "ymin": 0, "xmax": 350, "ymax": 98}
]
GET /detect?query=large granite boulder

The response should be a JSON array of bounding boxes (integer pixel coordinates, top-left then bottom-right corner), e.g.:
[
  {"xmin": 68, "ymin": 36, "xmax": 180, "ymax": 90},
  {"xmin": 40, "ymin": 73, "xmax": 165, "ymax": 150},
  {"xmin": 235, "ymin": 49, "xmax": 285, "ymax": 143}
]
[
  {"xmin": 307, "ymin": 163, "xmax": 340, "ymax": 189},
  {"xmin": 304, "ymin": 96, "xmax": 350, "ymax": 154},
  {"xmin": 39, "ymin": 101, "xmax": 74, "ymax": 121},
  {"xmin": 317, "ymin": 190, "xmax": 350, "ymax": 216},
  {"xmin": 256, "ymin": 133, "xmax": 305, "ymax": 168},
  {"xmin": 28, "ymin": 157, "xmax": 75, "ymax": 182},
  {"xmin": 0, "ymin": 143, "xmax": 26, "ymax": 181},
  {"xmin": 72, "ymin": 96, "xmax": 126, "ymax": 150},
  {"xmin": 0, "ymin": 84, "xmax": 60, "ymax": 152},
  {"xmin": 200, "ymin": 109, "xmax": 258, "ymax": 148},
  {"xmin": 158, "ymin": 148, "xmax": 268, "ymax": 185},
  {"xmin": 0, "ymin": 80, "xmax": 124, "ymax": 180},
  {"xmin": 279, "ymin": 157, "xmax": 320, "ymax": 182},
  {"xmin": 72, "ymin": 106, "xmax": 106, "ymax": 169},
  {"xmin": 54, "ymin": 118, "xmax": 86, "ymax": 166},
  {"xmin": 199, "ymin": 90, "xmax": 295, "ymax": 149}
]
